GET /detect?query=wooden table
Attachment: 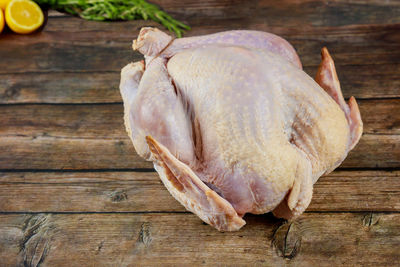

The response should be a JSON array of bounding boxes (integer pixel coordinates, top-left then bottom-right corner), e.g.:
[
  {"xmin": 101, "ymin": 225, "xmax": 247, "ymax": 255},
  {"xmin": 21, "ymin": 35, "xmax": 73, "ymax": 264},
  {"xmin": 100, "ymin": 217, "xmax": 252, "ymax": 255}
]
[{"xmin": 1, "ymin": 1, "xmax": 399, "ymax": 266}]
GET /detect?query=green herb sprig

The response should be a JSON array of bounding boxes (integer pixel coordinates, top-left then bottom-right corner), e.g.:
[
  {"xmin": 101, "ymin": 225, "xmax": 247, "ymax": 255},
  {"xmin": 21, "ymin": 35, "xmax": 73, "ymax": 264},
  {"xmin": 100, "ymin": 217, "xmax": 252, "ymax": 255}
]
[{"xmin": 34, "ymin": 0, "xmax": 190, "ymax": 37}]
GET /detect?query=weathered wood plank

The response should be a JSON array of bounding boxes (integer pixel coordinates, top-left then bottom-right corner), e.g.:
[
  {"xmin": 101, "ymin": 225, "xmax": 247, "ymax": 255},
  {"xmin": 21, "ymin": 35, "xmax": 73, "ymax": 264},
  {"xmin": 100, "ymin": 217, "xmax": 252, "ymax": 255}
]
[
  {"xmin": 311, "ymin": 170, "xmax": 400, "ymax": 211},
  {"xmin": 1, "ymin": 63, "xmax": 399, "ymax": 104},
  {"xmin": 0, "ymin": 134, "xmax": 400, "ymax": 170},
  {"xmin": 45, "ymin": 0, "xmax": 400, "ymax": 27},
  {"xmin": 0, "ymin": 134, "xmax": 398, "ymax": 169},
  {"xmin": 0, "ymin": 213, "xmax": 399, "ymax": 266},
  {"xmin": 342, "ymin": 134, "xmax": 400, "ymax": 168},
  {"xmin": 0, "ymin": 72, "xmax": 120, "ymax": 104},
  {"xmin": 0, "ymin": 171, "xmax": 398, "ymax": 212},
  {"xmin": 0, "ymin": 9, "xmax": 398, "ymax": 102},
  {"xmin": 0, "ymin": 100, "xmax": 399, "ymax": 169},
  {"xmin": 151, "ymin": 0, "xmax": 400, "ymax": 28},
  {"xmin": 0, "ymin": 99, "xmax": 398, "ymax": 137},
  {"xmin": 359, "ymin": 99, "xmax": 400, "ymax": 135},
  {"xmin": 0, "ymin": 136, "xmax": 152, "ymax": 170},
  {"xmin": 305, "ymin": 63, "xmax": 400, "ymax": 100},
  {"xmin": 0, "ymin": 104, "xmax": 127, "ymax": 139},
  {"xmin": 0, "ymin": 1, "xmax": 398, "ymax": 105},
  {"xmin": 1, "ymin": 19, "xmax": 398, "ymax": 73}
]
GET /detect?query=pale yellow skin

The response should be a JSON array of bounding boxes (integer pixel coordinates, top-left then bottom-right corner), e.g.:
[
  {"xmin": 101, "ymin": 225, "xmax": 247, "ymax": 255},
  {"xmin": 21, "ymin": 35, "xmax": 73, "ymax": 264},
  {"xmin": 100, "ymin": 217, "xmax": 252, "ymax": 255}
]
[{"xmin": 120, "ymin": 28, "xmax": 363, "ymax": 231}]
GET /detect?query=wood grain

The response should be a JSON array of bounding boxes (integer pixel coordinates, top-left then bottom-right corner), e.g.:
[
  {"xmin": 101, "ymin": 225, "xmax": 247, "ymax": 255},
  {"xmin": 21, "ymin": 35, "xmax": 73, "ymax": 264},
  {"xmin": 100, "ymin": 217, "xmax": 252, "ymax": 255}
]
[
  {"xmin": 0, "ymin": 213, "xmax": 399, "ymax": 266},
  {"xmin": 0, "ymin": 14, "xmax": 398, "ymax": 105},
  {"xmin": 151, "ymin": 0, "xmax": 400, "ymax": 28},
  {"xmin": 0, "ymin": 171, "xmax": 398, "ymax": 213},
  {"xmin": 0, "ymin": 72, "xmax": 120, "ymax": 104},
  {"xmin": 0, "ymin": 100, "xmax": 398, "ymax": 137},
  {"xmin": 1, "ymin": 63, "xmax": 399, "ymax": 104},
  {"xmin": 45, "ymin": 0, "xmax": 400, "ymax": 27},
  {"xmin": 0, "ymin": 100, "xmax": 398, "ymax": 170},
  {"xmin": 0, "ymin": 134, "xmax": 398, "ymax": 170},
  {"xmin": 0, "ymin": 8, "xmax": 399, "ymax": 104},
  {"xmin": 0, "ymin": 104, "xmax": 127, "ymax": 139},
  {"xmin": 1, "ymin": 18, "xmax": 398, "ymax": 71},
  {"xmin": 0, "ymin": 136, "xmax": 152, "ymax": 170},
  {"xmin": 342, "ymin": 134, "xmax": 400, "ymax": 168}
]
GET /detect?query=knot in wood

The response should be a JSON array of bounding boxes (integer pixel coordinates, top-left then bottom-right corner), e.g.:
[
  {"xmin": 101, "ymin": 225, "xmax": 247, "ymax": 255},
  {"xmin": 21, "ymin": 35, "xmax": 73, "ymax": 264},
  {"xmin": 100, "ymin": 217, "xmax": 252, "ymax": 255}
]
[
  {"xmin": 138, "ymin": 222, "xmax": 152, "ymax": 246},
  {"xmin": 20, "ymin": 214, "xmax": 53, "ymax": 267},
  {"xmin": 362, "ymin": 213, "xmax": 379, "ymax": 227},
  {"xmin": 272, "ymin": 221, "xmax": 302, "ymax": 260},
  {"xmin": 109, "ymin": 190, "xmax": 128, "ymax": 202}
]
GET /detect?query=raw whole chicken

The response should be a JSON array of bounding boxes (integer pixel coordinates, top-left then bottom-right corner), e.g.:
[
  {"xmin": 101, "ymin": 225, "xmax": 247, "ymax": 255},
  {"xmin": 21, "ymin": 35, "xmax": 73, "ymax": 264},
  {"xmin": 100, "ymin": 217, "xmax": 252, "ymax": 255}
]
[{"xmin": 120, "ymin": 28, "xmax": 363, "ymax": 231}]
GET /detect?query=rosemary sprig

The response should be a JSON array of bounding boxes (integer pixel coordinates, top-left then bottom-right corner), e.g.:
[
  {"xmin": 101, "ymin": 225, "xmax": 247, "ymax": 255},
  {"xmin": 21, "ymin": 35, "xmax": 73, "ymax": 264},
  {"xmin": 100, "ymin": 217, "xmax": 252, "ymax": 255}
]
[{"xmin": 34, "ymin": 0, "xmax": 190, "ymax": 37}]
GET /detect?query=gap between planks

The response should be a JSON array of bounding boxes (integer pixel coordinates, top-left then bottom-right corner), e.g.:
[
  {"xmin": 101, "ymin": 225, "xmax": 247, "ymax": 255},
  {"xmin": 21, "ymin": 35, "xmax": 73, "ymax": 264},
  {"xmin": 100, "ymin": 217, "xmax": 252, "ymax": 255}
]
[
  {"xmin": 1, "ymin": 96, "xmax": 400, "ymax": 105},
  {"xmin": 0, "ymin": 211, "xmax": 399, "ymax": 214},
  {"xmin": 1, "ymin": 167, "xmax": 400, "ymax": 172}
]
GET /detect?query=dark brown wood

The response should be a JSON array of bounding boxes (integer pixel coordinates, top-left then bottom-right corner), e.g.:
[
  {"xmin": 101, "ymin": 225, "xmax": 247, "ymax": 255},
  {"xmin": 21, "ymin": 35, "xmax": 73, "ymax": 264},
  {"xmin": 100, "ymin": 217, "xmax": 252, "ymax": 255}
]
[
  {"xmin": 358, "ymin": 99, "xmax": 400, "ymax": 135},
  {"xmin": 0, "ymin": 213, "xmax": 399, "ymax": 266},
  {"xmin": 0, "ymin": 171, "xmax": 398, "ymax": 213},
  {"xmin": 151, "ymin": 0, "xmax": 400, "ymax": 28},
  {"xmin": 0, "ymin": 72, "xmax": 121, "ymax": 104},
  {"xmin": 0, "ymin": 104, "xmax": 127, "ymax": 139},
  {"xmin": 0, "ymin": 100, "xmax": 398, "ymax": 169},
  {"xmin": 311, "ymin": 170, "xmax": 400, "ymax": 211},
  {"xmin": 0, "ymin": 136, "xmax": 152, "ymax": 170},
  {"xmin": 1, "ymin": 64, "xmax": 399, "ymax": 104},
  {"xmin": 0, "ymin": 99, "xmax": 398, "ymax": 136},
  {"xmin": 1, "ymin": 19, "xmax": 398, "ymax": 71},
  {"xmin": 0, "ymin": 134, "xmax": 398, "ymax": 170},
  {"xmin": 342, "ymin": 134, "xmax": 400, "ymax": 168},
  {"xmin": 306, "ymin": 63, "xmax": 400, "ymax": 99},
  {"xmin": 45, "ymin": 0, "xmax": 400, "ymax": 28},
  {"xmin": 0, "ymin": 6, "xmax": 399, "ymax": 102}
]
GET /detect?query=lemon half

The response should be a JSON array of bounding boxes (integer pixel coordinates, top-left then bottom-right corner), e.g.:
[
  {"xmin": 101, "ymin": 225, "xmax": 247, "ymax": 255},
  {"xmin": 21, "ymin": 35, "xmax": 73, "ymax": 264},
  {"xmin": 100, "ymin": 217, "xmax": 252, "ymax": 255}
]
[{"xmin": 5, "ymin": 0, "xmax": 43, "ymax": 34}]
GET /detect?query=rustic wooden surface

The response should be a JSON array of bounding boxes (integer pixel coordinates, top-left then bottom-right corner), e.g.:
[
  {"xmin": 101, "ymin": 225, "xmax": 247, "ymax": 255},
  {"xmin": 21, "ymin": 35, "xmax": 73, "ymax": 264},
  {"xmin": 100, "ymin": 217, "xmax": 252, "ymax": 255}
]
[{"xmin": 0, "ymin": 0, "xmax": 399, "ymax": 266}]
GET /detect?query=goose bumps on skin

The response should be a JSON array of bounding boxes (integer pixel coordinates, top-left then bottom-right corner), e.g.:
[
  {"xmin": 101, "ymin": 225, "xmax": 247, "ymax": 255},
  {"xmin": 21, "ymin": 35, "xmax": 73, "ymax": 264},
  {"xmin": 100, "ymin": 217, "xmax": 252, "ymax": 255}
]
[{"xmin": 119, "ymin": 28, "xmax": 363, "ymax": 231}]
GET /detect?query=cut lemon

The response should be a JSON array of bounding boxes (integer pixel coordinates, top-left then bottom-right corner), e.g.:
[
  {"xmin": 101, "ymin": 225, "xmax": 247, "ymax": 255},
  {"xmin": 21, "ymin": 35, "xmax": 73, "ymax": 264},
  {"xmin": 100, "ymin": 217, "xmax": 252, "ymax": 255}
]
[
  {"xmin": 0, "ymin": 0, "xmax": 11, "ymax": 10},
  {"xmin": 0, "ymin": 10, "xmax": 4, "ymax": 33},
  {"xmin": 5, "ymin": 0, "xmax": 43, "ymax": 34}
]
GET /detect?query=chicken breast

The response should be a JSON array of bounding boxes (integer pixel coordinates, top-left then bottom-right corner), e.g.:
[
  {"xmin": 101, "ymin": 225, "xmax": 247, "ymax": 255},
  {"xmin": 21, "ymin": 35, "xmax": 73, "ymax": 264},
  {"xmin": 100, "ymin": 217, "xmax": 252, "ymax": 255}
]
[{"xmin": 120, "ymin": 28, "xmax": 363, "ymax": 231}]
